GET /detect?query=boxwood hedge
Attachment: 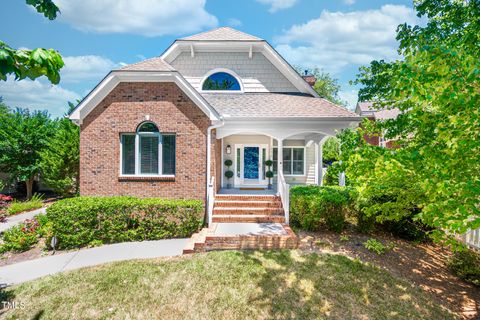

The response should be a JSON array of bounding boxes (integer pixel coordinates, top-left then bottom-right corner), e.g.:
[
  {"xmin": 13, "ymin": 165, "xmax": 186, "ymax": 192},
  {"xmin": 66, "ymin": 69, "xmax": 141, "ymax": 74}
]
[
  {"xmin": 290, "ymin": 185, "xmax": 353, "ymax": 233},
  {"xmin": 46, "ymin": 196, "xmax": 204, "ymax": 249}
]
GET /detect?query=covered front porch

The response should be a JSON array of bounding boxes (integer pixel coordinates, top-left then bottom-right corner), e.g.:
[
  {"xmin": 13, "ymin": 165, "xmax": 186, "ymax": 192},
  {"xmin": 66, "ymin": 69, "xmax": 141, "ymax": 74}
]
[{"xmin": 215, "ymin": 121, "xmax": 345, "ymax": 191}]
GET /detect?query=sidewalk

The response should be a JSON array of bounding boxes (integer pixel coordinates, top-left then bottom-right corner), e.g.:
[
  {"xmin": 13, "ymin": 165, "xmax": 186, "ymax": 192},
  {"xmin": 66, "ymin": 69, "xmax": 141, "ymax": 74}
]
[
  {"xmin": 0, "ymin": 207, "xmax": 46, "ymax": 233},
  {"xmin": 0, "ymin": 239, "xmax": 188, "ymax": 285}
]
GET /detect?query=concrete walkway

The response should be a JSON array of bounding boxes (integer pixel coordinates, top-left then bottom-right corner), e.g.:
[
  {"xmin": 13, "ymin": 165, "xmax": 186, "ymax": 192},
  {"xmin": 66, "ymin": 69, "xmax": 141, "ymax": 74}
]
[
  {"xmin": 0, "ymin": 239, "xmax": 188, "ymax": 285},
  {"xmin": 0, "ymin": 207, "xmax": 46, "ymax": 233}
]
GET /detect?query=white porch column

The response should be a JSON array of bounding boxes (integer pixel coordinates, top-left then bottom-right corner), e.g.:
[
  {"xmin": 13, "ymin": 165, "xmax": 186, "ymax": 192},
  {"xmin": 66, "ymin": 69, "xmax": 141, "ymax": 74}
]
[
  {"xmin": 316, "ymin": 142, "xmax": 323, "ymax": 186},
  {"xmin": 277, "ymin": 139, "xmax": 283, "ymax": 177}
]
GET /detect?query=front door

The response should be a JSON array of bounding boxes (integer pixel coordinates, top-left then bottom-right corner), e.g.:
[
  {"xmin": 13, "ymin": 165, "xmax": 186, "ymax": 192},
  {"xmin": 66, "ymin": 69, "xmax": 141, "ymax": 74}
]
[
  {"xmin": 244, "ymin": 146, "xmax": 259, "ymax": 181},
  {"xmin": 234, "ymin": 144, "xmax": 268, "ymax": 186}
]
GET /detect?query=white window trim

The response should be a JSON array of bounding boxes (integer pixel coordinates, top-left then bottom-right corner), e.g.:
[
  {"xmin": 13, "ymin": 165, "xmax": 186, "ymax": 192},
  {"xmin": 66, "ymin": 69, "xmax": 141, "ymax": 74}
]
[
  {"xmin": 199, "ymin": 68, "xmax": 244, "ymax": 93},
  {"xmin": 272, "ymin": 146, "xmax": 306, "ymax": 176},
  {"xmin": 119, "ymin": 131, "xmax": 176, "ymax": 178}
]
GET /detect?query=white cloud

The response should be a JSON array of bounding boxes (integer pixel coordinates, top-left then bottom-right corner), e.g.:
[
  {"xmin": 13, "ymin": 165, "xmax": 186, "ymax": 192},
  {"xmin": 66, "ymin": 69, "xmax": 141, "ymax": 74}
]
[
  {"xmin": 55, "ymin": 0, "xmax": 218, "ymax": 37},
  {"xmin": 344, "ymin": 0, "xmax": 355, "ymax": 5},
  {"xmin": 256, "ymin": 0, "xmax": 299, "ymax": 13},
  {"xmin": 61, "ymin": 55, "xmax": 117, "ymax": 83},
  {"xmin": 338, "ymin": 89, "xmax": 359, "ymax": 110},
  {"xmin": 227, "ymin": 18, "xmax": 243, "ymax": 27},
  {"xmin": 274, "ymin": 5, "xmax": 420, "ymax": 73},
  {"xmin": 0, "ymin": 77, "xmax": 81, "ymax": 117},
  {"xmin": 0, "ymin": 54, "xmax": 122, "ymax": 117}
]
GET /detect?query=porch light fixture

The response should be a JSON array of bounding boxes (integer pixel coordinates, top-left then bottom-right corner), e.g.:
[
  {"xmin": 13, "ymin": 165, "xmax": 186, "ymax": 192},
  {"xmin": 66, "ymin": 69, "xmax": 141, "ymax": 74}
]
[{"xmin": 226, "ymin": 145, "xmax": 232, "ymax": 154}]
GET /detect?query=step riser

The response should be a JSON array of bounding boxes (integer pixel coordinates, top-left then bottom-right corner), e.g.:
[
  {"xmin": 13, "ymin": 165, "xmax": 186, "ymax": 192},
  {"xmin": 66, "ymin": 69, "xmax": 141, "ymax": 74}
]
[
  {"xmin": 215, "ymin": 195, "xmax": 280, "ymax": 201},
  {"xmin": 212, "ymin": 216, "xmax": 285, "ymax": 223},
  {"xmin": 213, "ymin": 208, "xmax": 284, "ymax": 215},
  {"xmin": 205, "ymin": 238, "xmax": 298, "ymax": 250},
  {"xmin": 206, "ymin": 243, "xmax": 297, "ymax": 250},
  {"xmin": 214, "ymin": 201, "xmax": 282, "ymax": 208}
]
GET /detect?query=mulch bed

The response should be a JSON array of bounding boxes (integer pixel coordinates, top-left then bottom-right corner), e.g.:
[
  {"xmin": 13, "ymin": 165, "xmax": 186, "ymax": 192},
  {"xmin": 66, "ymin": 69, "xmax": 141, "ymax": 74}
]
[{"xmin": 296, "ymin": 228, "xmax": 480, "ymax": 319}]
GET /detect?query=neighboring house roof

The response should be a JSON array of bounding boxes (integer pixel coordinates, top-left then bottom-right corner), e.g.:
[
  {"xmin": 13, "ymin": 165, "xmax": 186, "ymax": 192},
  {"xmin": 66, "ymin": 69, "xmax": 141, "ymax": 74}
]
[
  {"xmin": 120, "ymin": 57, "xmax": 175, "ymax": 71},
  {"xmin": 356, "ymin": 101, "xmax": 374, "ymax": 114},
  {"xmin": 374, "ymin": 108, "xmax": 401, "ymax": 120},
  {"xmin": 179, "ymin": 27, "xmax": 262, "ymax": 41},
  {"xmin": 202, "ymin": 93, "xmax": 359, "ymax": 119},
  {"xmin": 355, "ymin": 101, "xmax": 400, "ymax": 120}
]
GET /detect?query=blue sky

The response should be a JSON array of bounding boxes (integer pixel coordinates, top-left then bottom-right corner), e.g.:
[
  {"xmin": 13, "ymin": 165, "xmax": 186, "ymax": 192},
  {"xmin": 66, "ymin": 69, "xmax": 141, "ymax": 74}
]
[{"xmin": 0, "ymin": 0, "xmax": 420, "ymax": 117}]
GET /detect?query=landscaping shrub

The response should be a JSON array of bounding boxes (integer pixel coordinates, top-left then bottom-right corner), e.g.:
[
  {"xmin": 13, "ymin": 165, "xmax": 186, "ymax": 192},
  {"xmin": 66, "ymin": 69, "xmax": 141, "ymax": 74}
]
[
  {"xmin": 7, "ymin": 193, "xmax": 43, "ymax": 215},
  {"xmin": 355, "ymin": 210, "xmax": 377, "ymax": 233},
  {"xmin": 46, "ymin": 196, "xmax": 204, "ymax": 249},
  {"xmin": 448, "ymin": 249, "xmax": 480, "ymax": 286},
  {"xmin": 290, "ymin": 185, "xmax": 352, "ymax": 232},
  {"xmin": 0, "ymin": 218, "xmax": 42, "ymax": 253},
  {"xmin": 0, "ymin": 194, "xmax": 13, "ymax": 221},
  {"xmin": 381, "ymin": 216, "xmax": 432, "ymax": 242},
  {"xmin": 363, "ymin": 238, "xmax": 394, "ymax": 255}
]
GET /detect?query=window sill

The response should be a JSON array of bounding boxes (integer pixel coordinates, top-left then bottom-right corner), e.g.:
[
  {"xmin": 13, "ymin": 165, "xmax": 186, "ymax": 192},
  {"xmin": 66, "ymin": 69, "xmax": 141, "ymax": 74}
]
[{"xmin": 118, "ymin": 175, "xmax": 175, "ymax": 182}]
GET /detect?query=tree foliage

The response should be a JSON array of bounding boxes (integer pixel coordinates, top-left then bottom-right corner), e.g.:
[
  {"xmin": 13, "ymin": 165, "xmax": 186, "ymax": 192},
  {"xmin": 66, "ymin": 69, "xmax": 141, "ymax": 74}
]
[
  {"xmin": 0, "ymin": 108, "xmax": 53, "ymax": 199},
  {"xmin": 39, "ymin": 103, "xmax": 80, "ymax": 196},
  {"xmin": 349, "ymin": 0, "xmax": 480, "ymax": 235},
  {"xmin": 322, "ymin": 137, "xmax": 340, "ymax": 165},
  {"xmin": 295, "ymin": 66, "xmax": 346, "ymax": 106},
  {"xmin": 0, "ymin": 0, "xmax": 63, "ymax": 84}
]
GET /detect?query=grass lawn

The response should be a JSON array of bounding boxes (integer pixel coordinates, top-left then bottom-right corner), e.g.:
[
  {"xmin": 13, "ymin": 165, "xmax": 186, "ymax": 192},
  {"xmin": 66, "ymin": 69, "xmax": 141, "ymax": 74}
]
[{"xmin": 1, "ymin": 251, "xmax": 455, "ymax": 320}]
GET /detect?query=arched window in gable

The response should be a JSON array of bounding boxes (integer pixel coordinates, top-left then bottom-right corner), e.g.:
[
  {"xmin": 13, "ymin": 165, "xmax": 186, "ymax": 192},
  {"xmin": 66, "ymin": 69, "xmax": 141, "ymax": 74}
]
[{"xmin": 202, "ymin": 71, "xmax": 241, "ymax": 91}]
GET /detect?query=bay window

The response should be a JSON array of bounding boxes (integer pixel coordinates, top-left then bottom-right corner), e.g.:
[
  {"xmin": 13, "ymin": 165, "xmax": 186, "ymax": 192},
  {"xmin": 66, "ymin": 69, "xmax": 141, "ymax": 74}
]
[
  {"xmin": 120, "ymin": 122, "xmax": 176, "ymax": 176},
  {"xmin": 272, "ymin": 147, "xmax": 305, "ymax": 175}
]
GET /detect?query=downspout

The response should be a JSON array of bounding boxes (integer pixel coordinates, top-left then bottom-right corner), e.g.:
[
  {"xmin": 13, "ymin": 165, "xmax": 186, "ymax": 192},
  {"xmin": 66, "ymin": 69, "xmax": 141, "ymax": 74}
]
[{"xmin": 206, "ymin": 119, "xmax": 225, "ymax": 224}]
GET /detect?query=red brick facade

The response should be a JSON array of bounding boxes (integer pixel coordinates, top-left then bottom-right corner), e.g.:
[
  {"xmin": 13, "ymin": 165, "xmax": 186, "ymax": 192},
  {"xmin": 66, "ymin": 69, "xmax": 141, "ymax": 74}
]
[
  {"xmin": 80, "ymin": 82, "xmax": 216, "ymax": 200},
  {"xmin": 362, "ymin": 116, "xmax": 380, "ymax": 146}
]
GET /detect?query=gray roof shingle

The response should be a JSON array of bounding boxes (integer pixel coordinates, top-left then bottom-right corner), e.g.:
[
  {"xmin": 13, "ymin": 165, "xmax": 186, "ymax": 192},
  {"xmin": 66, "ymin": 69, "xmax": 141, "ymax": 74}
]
[
  {"xmin": 356, "ymin": 101, "xmax": 400, "ymax": 120},
  {"xmin": 202, "ymin": 93, "xmax": 359, "ymax": 118},
  {"xmin": 180, "ymin": 27, "xmax": 262, "ymax": 41},
  {"xmin": 119, "ymin": 57, "xmax": 175, "ymax": 71}
]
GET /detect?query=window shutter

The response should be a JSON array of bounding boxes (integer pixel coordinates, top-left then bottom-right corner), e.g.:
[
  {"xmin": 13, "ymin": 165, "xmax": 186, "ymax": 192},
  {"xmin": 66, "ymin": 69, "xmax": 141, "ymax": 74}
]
[
  {"xmin": 121, "ymin": 135, "xmax": 135, "ymax": 174},
  {"xmin": 140, "ymin": 135, "xmax": 159, "ymax": 174},
  {"xmin": 162, "ymin": 135, "xmax": 176, "ymax": 175}
]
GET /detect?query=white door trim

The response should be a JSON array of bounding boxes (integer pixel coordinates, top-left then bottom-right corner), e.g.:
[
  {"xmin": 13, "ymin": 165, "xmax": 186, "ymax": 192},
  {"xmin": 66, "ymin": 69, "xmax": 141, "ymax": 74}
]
[{"xmin": 233, "ymin": 144, "xmax": 268, "ymax": 187}]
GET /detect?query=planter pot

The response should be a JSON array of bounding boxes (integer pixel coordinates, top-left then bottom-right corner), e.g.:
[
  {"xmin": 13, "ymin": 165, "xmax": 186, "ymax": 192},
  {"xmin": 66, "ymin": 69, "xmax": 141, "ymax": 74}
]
[
  {"xmin": 268, "ymin": 184, "xmax": 272, "ymax": 190},
  {"xmin": 227, "ymin": 183, "xmax": 232, "ymax": 189}
]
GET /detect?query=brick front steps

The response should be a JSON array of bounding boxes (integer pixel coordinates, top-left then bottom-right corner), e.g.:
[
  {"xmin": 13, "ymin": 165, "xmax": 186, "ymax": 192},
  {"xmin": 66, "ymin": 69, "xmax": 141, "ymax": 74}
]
[
  {"xmin": 182, "ymin": 223, "xmax": 298, "ymax": 254},
  {"xmin": 213, "ymin": 194, "xmax": 284, "ymax": 224},
  {"xmin": 212, "ymin": 215, "xmax": 285, "ymax": 223},
  {"xmin": 182, "ymin": 194, "xmax": 297, "ymax": 253}
]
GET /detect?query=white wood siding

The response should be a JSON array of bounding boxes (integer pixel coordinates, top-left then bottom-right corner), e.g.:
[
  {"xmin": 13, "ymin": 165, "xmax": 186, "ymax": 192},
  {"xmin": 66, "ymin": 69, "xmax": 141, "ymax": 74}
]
[{"xmin": 170, "ymin": 52, "xmax": 299, "ymax": 93}]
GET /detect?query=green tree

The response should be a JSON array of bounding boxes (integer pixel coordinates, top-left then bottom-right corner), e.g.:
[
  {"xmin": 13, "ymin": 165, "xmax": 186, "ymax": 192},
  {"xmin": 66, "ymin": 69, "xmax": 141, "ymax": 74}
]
[
  {"xmin": 322, "ymin": 137, "xmax": 340, "ymax": 165},
  {"xmin": 351, "ymin": 0, "xmax": 480, "ymax": 235},
  {"xmin": 295, "ymin": 66, "xmax": 346, "ymax": 105},
  {"xmin": 40, "ymin": 102, "xmax": 80, "ymax": 195},
  {"xmin": 0, "ymin": 108, "xmax": 53, "ymax": 199},
  {"xmin": 0, "ymin": 0, "xmax": 63, "ymax": 84}
]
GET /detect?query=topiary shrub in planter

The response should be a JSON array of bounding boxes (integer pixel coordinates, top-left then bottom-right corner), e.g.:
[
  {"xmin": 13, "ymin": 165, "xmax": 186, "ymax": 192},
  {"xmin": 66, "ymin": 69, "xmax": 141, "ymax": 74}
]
[
  {"xmin": 265, "ymin": 160, "xmax": 274, "ymax": 189},
  {"xmin": 290, "ymin": 185, "xmax": 352, "ymax": 233},
  {"xmin": 224, "ymin": 159, "xmax": 233, "ymax": 189},
  {"xmin": 46, "ymin": 196, "xmax": 204, "ymax": 249},
  {"xmin": 448, "ymin": 248, "xmax": 480, "ymax": 286}
]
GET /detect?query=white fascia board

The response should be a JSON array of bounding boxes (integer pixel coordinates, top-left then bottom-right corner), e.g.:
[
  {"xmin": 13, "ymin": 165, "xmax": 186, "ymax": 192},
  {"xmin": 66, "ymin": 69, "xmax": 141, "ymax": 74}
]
[
  {"xmin": 69, "ymin": 71, "xmax": 220, "ymax": 124},
  {"xmin": 216, "ymin": 118, "xmax": 359, "ymax": 140},
  {"xmin": 161, "ymin": 41, "xmax": 263, "ymax": 63}
]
